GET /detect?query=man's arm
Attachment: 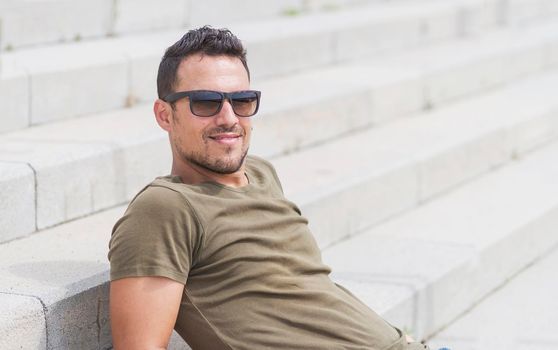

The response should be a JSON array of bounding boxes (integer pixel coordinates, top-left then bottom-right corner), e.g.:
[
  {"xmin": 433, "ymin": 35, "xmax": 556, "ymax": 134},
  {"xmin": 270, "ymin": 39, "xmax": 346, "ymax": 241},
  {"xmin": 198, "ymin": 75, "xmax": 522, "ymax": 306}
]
[{"xmin": 110, "ymin": 276, "xmax": 184, "ymax": 350}]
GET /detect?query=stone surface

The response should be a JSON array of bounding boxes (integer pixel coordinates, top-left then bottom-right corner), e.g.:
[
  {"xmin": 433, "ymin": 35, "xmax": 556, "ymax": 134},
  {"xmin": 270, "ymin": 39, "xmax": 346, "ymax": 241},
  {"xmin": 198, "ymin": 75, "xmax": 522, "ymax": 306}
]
[
  {"xmin": 505, "ymin": 0, "xmax": 546, "ymax": 25},
  {"xmin": 0, "ymin": 293, "xmax": 47, "ymax": 350},
  {"xmin": 325, "ymin": 238, "xmax": 473, "ymax": 338},
  {"xmin": 323, "ymin": 141, "xmax": 558, "ymax": 339},
  {"xmin": 112, "ymin": 0, "xmax": 187, "ymax": 35},
  {"xmin": 271, "ymin": 69, "xmax": 558, "ymax": 246},
  {"xmin": 1, "ymin": 104, "xmax": 171, "ymax": 200},
  {"xmin": 188, "ymin": 0, "xmax": 299, "ymax": 26},
  {"xmin": 0, "ymin": 205, "xmax": 124, "ymax": 349},
  {"xmin": 428, "ymin": 245, "xmax": 558, "ymax": 350},
  {"xmin": 1, "ymin": 0, "xmax": 557, "ymax": 133},
  {"xmin": 0, "ymin": 162, "xmax": 35, "ymax": 243},
  {"xmin": 0, "ymin": 0, "xmax": 113, "ymax": 50},
  {"xmin": 0, "ymin": 64, "xmax": 29, "ymax": 133},
  {"xmin": 0, "ymin": 140, "xmax": 125, "ymax": 230},
  {"xmin": 1, "ymin": 39, "xmax": 129, "ymax": 125}
]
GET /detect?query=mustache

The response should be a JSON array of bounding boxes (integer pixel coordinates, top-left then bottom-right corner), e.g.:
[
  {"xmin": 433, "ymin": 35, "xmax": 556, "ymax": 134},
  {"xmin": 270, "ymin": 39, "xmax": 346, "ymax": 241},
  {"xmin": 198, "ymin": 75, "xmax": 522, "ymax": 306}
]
[{"xmin": 205, "ymin": 126, "xmax": 245, "ymax": 137}]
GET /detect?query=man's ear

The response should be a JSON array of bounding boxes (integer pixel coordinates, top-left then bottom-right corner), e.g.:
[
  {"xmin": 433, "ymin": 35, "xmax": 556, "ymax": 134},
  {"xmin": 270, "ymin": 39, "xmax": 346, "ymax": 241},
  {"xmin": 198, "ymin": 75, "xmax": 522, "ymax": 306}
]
[{"xmin": 154, "ymin": 99, "xmax": 172, "ymax": 132}]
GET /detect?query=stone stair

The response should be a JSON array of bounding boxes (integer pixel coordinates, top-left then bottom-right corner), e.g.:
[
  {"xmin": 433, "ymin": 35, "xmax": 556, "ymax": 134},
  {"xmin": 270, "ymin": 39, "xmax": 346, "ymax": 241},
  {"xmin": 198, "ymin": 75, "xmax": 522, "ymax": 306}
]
[
  {"xmin": 1, "ymin": 0, "xmax": 518, "ymax": 132},
  {"xmin": 1, "ymin": 0, "xmax": 558, "ymax": 349}
]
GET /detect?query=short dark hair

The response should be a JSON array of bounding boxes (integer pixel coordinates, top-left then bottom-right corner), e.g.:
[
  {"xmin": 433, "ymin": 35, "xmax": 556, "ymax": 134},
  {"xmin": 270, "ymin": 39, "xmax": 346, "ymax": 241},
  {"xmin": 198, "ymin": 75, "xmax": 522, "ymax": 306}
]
[{"xmin": 157, "ymin": 26, "xmax": 250, "ymax": 100}]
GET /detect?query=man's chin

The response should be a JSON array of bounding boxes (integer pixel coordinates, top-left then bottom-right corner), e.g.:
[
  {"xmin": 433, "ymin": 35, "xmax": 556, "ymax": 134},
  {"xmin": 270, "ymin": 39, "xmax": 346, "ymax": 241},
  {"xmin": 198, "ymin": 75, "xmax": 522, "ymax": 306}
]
[{"xmin": 201, "ymin": 153, "xmax": 248, "ymax": 175}]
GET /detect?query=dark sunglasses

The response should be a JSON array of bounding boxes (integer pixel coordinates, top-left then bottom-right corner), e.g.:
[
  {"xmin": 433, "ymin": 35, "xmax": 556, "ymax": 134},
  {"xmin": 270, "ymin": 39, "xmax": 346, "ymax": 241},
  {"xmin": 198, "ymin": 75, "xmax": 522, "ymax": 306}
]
[{"xmin": 163, "ymin": 90, "xmax": 261, "ymax": 117}]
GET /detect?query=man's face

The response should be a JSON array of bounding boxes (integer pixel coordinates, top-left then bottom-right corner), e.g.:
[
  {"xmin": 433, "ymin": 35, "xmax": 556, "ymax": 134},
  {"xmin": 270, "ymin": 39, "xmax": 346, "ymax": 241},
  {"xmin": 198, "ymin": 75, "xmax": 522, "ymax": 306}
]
[{"xmin": 169, "ymin": 54, "xmax": 252, "ymax": 175}]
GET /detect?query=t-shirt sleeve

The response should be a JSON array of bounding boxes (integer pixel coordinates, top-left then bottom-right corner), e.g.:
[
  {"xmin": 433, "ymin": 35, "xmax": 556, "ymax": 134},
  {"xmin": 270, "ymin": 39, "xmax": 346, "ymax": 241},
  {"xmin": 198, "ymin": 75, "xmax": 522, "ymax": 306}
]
[{"xmin": 108, "ymin": 185, "xmax": 203, "ymax": 284}]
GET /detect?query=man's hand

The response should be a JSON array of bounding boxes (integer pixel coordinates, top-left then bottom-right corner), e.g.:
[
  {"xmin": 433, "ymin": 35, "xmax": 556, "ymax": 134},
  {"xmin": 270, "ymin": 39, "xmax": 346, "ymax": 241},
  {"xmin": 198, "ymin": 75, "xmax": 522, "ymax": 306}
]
[{"xmin": 110, "ymin": 276, "xmax": 184, "ymax": 350}]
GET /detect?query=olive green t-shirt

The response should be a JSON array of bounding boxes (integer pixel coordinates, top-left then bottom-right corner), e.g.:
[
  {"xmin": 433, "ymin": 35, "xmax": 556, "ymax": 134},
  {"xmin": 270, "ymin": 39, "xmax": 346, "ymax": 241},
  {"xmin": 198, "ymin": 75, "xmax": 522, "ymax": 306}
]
[{"xmin": 108, "ymin": 155, "xmax": 426, "ymax": 350}]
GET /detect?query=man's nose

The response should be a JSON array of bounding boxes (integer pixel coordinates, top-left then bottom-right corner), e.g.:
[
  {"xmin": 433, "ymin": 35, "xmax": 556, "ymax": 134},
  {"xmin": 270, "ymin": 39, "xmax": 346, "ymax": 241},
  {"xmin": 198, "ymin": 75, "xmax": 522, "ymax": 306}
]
[{"xmin": 214, "ymin": 99, "xmax": 238, "ymax": 126}]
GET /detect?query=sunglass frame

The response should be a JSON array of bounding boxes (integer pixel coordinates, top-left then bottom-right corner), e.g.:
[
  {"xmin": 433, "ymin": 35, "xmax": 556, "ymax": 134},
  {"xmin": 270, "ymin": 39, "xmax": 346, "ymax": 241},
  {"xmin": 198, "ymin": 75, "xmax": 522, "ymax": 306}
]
[{"xmin": 163, "ymin": 90, "xmax": 261, "ymax": 117}]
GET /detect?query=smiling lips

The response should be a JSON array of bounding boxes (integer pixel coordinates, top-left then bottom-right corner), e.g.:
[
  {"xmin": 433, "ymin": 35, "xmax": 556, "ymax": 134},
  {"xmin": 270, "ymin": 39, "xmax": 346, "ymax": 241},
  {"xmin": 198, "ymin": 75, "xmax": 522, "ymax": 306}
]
[{"xmin": 209, "ymin": 133, "xmax": 242, "ymax": 145}]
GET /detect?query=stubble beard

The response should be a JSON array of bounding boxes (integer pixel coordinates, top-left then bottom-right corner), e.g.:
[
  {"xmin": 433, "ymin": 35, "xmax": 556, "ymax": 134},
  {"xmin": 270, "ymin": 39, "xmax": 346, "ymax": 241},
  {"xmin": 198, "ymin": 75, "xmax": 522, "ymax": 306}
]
[{"xmin": 175, "ymin": 132, "xmax": 249, "ymax": 175}]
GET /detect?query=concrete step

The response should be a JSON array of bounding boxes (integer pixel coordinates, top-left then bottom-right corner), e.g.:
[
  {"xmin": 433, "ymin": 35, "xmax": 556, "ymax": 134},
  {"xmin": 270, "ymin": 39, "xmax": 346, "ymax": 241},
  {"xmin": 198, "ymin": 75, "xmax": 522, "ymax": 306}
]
[
  {"xmin": 0, "ymin": 0, "xmax": 539, "ymax": 132},
  {"xmin": 1, "ymin": 35, "xmax": 558, "ymax": 243},
  {"xmin": 427, "ymin": 244, "xmax": 558, "ymax": 349},
  {"xmin": 321, "ymin": 139, "xmax": 558, "ymax": 341},
  {"xmin": 272, "ymin": 68, "xmax": 558, "ymax": 248},
  {"xmin": 2, "ymin": 134, "xmax": 558, "ymax": 349},
  {"xmin": 0, "ymin": 0, "xmax": 401, "ymax": 51},
  {"xmin": 253, "ymin": 18, "xmax": 558, "ymax": 156}
]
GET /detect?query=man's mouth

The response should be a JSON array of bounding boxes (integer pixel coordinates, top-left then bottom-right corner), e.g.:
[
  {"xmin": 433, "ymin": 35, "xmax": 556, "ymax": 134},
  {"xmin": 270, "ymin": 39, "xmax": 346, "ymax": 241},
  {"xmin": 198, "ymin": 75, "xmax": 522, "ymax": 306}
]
[{"xmin": 208, "ymin": 133, "xmax": 242, "ymax": 145}]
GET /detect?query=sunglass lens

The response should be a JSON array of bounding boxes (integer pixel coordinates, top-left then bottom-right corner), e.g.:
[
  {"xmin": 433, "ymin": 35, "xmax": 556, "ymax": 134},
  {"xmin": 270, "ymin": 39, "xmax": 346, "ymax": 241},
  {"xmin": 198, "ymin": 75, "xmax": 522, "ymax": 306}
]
[
  {"xmin": 190, "ymin": 91, "xmax": 223, "ymax": 117},
  {"xmin": 231, "ymin": 91, "xmax": 259, "ymax": 117}
]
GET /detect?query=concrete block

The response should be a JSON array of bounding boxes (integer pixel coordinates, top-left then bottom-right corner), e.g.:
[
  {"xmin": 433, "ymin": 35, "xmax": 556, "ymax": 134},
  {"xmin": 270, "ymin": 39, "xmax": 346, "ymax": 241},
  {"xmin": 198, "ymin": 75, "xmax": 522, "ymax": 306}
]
[
  {"xmin": 540, "ymin": 0, "xmax": 558, "ymax": 16},
  {"xmin": 273, "ymin": 124, "xmax": 419, "ymax": 247},
  {"xmin": 455, "ymin": 0, "xmax": 501, "ymax": 36},
  {"xmin": 417, "ymin": 129, "xmax": 510, "ymax": 200},
  {"xmin": 323, "ymin": 141, "xmax": 558, "ymax": 337},
  {"xmin": 0, "ymin": 205, "xmax": 123, "ymax": 349},
  {"xmin": 112, "ymin": 31, "xmax": 175, "ymax": 104},
  {"xmin": 331, "ymin": 0, "xmax": 490, "ymax": 61},
  {"xmin": 0, "ymin": 206, "xmax": 119, "ymax": 296},
  {"xmin": 251, "ymin": 65, "xmax": 374, "ymax": 156},
  {"xmin": 420, "ymin": 6, "xmax": 459, "ymax": 42},
  {"xmin": 504, "ymin": 0, "xmax": 544, "ymax": 25},
  {"xmin": 253, "ymin": 87, "xmax": 372, "ymax": 157},
  {"xmin": 1, "ymin": 40, "xmax": 129, "ymax": 124},
  {"xmin": 187, "ymin": 0, "xmax": 299, "ymax": 26},
  {"xmin": 0, "ymin": 140, "xmax": 125, "ymax": 230},
  {"xmin": 544, "ymin": 41, "xmax": 558, "ymax": 68},
  {"xmin": 424, "ymin": 57, "xmax": 501, "ymax": 107},
  {"xmin": 274, "ymin": 68, "xmax": 558, "ymax": 247},
  {"xmin": 496, "ymin": 70, "xmax": 558, "ymax": 155},
  {"xmin": 429, "ymin": 245, "xmax": 558, "ymax": 350},
  {"xmin": 113, "ymin": 135, "xmax": 171, "ymax": 200},
  {"xmin": 388, "ymin": 143, "xmax": 558, "ymax": 329},
  {"xmin": 366, "ymin": 71, "xmax": 424, "ymax": 124},
  {"xmin": 0, "ymin": 0, "xmax": 113, "ymax": 50},
  {"xmin": 1, "ymin": 102, "xmax": 170, "ymax": 203},
  {"xmin": 300, "ymin": 164, "xmax": 417, "ymax": 248},
  {"xmin": 129, "ymin": 55, "xmax": 159, "ymax": 104},
  {"xmin": 112, "ymin": 0, "xmax": 187, "ymax": 35},
  {"xmin": 29, "ymin": 59, "xmax": 128, "ymax": 125},
  {"xmin": 47, "ymin": 284, "xmax": 111, "ymax": 350},
  {"xmin": 420, "ymin": 37, "xmax": 544, "ymax": 106},
  {"xmin": 323, "ymin": 237, "xmax": 474, "ymax": 339},
  {"xmin": 0, "ymin": 162, "xmax": 35, "ymax": 243},
  {"xmin": 508, "ymin": 108, "xmax": 558, "ymax": 156},
  {"xmin": 247, "ymin": 31, "xmax": 334, "ymax": 80},
  {"xmin": 0, "ymin": 67, "xmax": 29, "ymax": 133},
  {"xmin": 334, "ymin": 15, "xmax": 422, "ymax": 61},
  {"xmin": 501, "ymin": 46, "xmax": 545, "ymax": 82},
  {"xmin": 0, "ymin": 293, "xmax": 47, "ymax": 350}
]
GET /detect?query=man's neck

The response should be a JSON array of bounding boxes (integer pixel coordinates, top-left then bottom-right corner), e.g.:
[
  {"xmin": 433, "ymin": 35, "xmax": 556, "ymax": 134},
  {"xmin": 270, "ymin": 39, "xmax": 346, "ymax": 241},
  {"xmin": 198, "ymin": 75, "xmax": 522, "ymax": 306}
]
[{"xmin": 171, "ymin": 161, "xmax": 249, "ymax": 188}]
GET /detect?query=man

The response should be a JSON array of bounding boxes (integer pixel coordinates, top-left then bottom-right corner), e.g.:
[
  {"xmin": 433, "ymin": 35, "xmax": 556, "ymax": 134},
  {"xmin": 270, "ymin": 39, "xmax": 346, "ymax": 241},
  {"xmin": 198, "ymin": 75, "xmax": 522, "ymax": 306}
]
[{"xmin": 108, "ymin": 26, "xmax": 430, "ymax": 350}]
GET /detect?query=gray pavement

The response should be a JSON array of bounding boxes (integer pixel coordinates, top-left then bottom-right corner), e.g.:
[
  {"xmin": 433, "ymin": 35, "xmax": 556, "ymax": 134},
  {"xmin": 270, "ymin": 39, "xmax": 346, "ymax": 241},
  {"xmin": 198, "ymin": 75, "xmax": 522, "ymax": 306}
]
[{"xmin": 427, "ymin": 245, "xmax": 558, "ymax": 350}]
